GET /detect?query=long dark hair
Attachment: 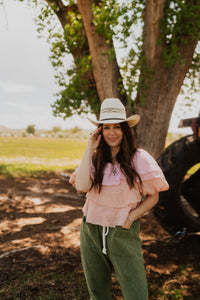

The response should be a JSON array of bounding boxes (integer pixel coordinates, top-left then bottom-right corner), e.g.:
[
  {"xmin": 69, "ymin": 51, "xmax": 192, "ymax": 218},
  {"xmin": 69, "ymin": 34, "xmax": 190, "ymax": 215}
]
[{"xmin": 92, "ymin": 122, "xmax": 142, "ymax": 192}]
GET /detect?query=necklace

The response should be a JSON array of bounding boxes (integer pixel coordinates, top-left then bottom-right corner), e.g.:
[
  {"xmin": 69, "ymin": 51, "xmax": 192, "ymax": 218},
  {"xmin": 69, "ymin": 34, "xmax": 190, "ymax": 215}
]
[{"xmin": 112, "ymin": 164, "xmax": 118, "ymax": 175}]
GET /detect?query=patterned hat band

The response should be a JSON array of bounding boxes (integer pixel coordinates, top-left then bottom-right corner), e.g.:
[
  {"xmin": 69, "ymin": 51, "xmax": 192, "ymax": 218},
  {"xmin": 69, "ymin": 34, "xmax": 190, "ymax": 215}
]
[
  {"xmin": 101, "ymin": 108, "xmax": 125, "ymax": 114},
  {"xmin": 100, "ymin": 107, "xmax": 126, "ymax": 121},
  {"xmin": 87, "ymin": 98, "xmax": 140, "ymax": 128}
]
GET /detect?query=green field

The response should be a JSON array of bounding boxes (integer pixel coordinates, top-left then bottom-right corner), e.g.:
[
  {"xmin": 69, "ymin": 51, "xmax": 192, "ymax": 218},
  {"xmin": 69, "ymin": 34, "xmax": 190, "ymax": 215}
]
[
  {"xmin": 1, "ymin": 136, "xmax": 199, "ymax": 177},
  {"xmin": 0, "ymin": 136, "xmax": 87, "ymax": 177}
]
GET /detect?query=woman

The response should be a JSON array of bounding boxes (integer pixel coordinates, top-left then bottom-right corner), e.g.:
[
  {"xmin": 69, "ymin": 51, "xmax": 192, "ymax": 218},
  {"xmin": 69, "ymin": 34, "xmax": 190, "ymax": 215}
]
[{"xmin": 70, "ymin": 98, "xmax": 169, "ymax": 300}]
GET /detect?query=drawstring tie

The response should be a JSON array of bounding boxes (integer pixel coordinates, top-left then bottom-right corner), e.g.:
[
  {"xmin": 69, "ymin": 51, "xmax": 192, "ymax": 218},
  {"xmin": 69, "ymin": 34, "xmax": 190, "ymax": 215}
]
[{"xmin": 102, "ymin": 226, "xmax": 109, "ymax": 254}]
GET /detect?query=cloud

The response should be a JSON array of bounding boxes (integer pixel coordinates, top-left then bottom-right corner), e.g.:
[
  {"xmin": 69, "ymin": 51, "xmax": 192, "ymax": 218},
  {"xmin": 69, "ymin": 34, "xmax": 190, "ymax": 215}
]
[{"xmin": 0, "ymin": 80, "xmax": 36, "ymax": 93}]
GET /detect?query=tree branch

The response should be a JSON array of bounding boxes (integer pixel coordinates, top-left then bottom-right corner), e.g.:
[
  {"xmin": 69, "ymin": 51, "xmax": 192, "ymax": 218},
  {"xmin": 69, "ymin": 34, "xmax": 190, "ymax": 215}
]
[
  {"xmin": 45, "ymin": 0, "xmax": 99, "ymax": 113},
  {"xmin": 143, "ymin": 0, "xmax": 167, "ymax": 68},
  {"xmin": 77, "ymin": 0, "xmax": 127, "ymax": 105},
  {"xmin": 45, "ymin": 0, "xmax": 77, "ymax": 28}
]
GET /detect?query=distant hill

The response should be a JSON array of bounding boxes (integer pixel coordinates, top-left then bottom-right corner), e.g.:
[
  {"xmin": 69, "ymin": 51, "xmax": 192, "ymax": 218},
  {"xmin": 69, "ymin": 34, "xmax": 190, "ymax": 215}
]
[
  {"xmin": 0, "ymin": 125, "xmax": 11, "ymax": 132},
  {"xmin": 0, "ymin": 125, "xmax": 91, "ymax": 139},
  {"xmin": 0, "ymin": 126, "xmax": 25, "ymax": 136}
]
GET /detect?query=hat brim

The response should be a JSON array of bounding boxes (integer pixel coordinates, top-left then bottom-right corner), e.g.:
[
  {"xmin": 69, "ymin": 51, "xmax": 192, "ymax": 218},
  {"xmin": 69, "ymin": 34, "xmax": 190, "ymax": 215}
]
[{"xmin": 87, "ymin": 114, "xmax": 140, "ymax": 128}]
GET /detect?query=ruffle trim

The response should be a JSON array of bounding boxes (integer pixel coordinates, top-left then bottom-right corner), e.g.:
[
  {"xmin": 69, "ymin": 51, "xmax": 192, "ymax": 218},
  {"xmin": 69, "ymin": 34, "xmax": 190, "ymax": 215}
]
[
  {"xmin": 141, "ymin": 177, "xmax": 169, "ymax": 195},
  {"xmin": 82, "ymin": 199, "xmax": 140, "ymax": 227},
  {"xmin": 70, "ymin": 149, "xmax": 169, "ymax": 193}
]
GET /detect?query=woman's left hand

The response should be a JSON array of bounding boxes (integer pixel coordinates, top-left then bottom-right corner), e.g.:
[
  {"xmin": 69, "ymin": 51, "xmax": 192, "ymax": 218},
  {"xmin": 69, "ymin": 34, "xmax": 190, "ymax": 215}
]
[
  {"xmin": 121, "ymin": 215, "xmax": 132, "ymax": 229},
  {"xmin": 121, "ymin": 193, "xmax": 159, "ymax": 229}
]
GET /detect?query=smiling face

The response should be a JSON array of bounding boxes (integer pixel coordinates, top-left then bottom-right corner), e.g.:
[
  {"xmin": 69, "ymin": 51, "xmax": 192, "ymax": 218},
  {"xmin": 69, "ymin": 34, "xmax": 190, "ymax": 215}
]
[{"xmin": 102, "ymin": 123, "xmax": 123, "ymax": 151}]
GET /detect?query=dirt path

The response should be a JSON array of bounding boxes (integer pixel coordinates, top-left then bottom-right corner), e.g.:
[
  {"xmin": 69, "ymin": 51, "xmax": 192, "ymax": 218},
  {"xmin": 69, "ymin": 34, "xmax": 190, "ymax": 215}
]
[{"xmin": 0, "ymin": 174, "xmax": 199, "ymax": 299}]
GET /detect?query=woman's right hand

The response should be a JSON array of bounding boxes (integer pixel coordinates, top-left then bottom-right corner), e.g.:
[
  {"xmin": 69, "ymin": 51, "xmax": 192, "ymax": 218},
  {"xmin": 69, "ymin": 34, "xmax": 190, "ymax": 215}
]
[{"xmin": 87, "ymin": 127, "xmax": 102, "ymax": 151}]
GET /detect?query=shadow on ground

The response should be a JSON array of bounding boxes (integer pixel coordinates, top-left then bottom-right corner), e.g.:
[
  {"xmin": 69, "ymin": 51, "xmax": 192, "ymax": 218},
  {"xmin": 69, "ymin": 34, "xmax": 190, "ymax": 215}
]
[{"xmin": 0, "ymin": 173, "xmax": 199, "ymax": 299}]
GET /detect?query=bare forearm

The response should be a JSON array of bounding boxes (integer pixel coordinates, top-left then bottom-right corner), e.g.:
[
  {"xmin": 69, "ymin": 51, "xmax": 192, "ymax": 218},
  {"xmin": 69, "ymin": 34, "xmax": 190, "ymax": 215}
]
[
  {"xmin": 73, "ymin": 127, "xmax": 102, "ymax": 192},
  {"xmin": 75, "ymin": 146, "xmax": 93, "ymax": 192},
  {"xmin": 129, "ymin": 193, "xmax": 159, "ymax": 223}
]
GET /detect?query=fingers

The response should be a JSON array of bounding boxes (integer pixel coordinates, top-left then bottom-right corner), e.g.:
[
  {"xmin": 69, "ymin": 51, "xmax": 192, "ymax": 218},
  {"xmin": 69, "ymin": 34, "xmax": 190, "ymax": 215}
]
[
  {"xmin": 94, "ymin": 127, "xmax": 102, "ymax": 135},
  {"xmin": 90, "ymin": 127, "xmax": 102, "ymax": 140},
  {"xmin": 121, "ymin": 216, "xmax": 132, "ymax": 229},
  {"xmin": 88, "ymin": 127, "xmax": 102, "ymax": 150}
]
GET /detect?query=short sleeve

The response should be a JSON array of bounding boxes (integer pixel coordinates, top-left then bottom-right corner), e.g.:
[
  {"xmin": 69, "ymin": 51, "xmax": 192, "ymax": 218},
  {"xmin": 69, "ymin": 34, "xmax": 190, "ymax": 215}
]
[
  {"xmin": 133, "ymin": 149, "xmax": 169, "ymax": 195},
  {"xmin": 69, "ymin": 160, "xmax": 94, "ymax": 187}
]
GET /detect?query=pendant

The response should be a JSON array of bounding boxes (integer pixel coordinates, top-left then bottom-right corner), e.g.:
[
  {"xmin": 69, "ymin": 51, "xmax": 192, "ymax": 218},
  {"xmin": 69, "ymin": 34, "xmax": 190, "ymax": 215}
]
[
  {"xmin": 112, "ymin": 163, "xmax": 119, "ymax": 175},
  {"xmin": 112, "ymin": 168, "xmax": 117, "ymax": 175}
]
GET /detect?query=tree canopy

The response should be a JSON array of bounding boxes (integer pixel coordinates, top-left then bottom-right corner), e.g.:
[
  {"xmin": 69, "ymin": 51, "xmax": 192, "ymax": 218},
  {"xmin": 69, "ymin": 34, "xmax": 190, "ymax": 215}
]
[
  {"xmin": 26, "ymin": 124, "xmax": 36, "ymax": 135},
  {"xmin": 30, "ymin": 0, "xmax": 200, "ymax": 157}
]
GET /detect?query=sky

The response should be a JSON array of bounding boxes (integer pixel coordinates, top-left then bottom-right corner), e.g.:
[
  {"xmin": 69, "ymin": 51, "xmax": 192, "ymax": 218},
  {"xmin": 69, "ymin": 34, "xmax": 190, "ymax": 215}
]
[
  {"xmin": 0, "ymin": 0, "xmax": 93, "ymax": 130},
  {"xmin": 0, "ymin": 0, "xmax": 199, "ymax": 132}
]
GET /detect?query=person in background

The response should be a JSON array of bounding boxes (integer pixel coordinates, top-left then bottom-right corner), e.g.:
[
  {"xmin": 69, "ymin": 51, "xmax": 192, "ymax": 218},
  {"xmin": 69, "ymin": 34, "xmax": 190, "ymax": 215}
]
[{"xmin": 70, "ymin": 98, "xmax": 169, "ymax": 300}]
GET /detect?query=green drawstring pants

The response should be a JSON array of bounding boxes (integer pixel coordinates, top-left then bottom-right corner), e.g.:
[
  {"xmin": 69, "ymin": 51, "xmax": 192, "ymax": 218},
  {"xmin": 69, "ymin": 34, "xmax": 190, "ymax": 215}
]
[{"xmin": 80, "ymin": 217, "xmax": 148, "ymax": 300}]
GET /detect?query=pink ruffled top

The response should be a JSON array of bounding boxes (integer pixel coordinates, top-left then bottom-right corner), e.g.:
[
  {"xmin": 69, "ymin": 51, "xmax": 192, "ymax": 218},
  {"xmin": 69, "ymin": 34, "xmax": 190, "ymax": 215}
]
[{"xmin": 70, "ymin": 149, "xmax": 169, "ymax": 227}]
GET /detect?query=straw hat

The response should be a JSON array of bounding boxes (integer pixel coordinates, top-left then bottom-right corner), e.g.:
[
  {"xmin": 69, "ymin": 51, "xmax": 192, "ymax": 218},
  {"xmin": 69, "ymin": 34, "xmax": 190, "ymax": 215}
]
[{"xmin": 87, "ymin": 98, "xmax": 140, "ymax": 128}]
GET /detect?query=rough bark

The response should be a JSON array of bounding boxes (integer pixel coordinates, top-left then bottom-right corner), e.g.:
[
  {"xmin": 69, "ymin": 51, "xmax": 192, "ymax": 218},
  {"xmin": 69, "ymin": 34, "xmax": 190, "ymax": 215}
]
[
  {"xmin": 134, "ymin": 0, "xmax": 198, "ymax": 158},
  {"xmin": 143, "ymin": 0, "xmax": 166, "ymax": 68},
  {"xmin": 77, "ymin": 0, "xmax": 127, "ymax": 105},
  {"xmin": 135, "ymin": 46, "xmax": 197, "ymax": 159}
]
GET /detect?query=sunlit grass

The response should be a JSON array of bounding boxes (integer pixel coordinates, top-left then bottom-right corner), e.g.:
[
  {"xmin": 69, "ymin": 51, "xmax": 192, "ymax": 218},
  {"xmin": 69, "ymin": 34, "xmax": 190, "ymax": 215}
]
[
  {"xmin": 148, "ymin": 262, "xmax": 200, "ymax": 299},
  {"xmin": 0, "ymin": 136, "xmax": 87, "ymax": 159},
  {"xmin": 187, "ymin": 163, "xmax": 200, "ymax": 175},
  {"xmin": 0, "ymin": 137, "xmax": 87, "ymax": 177}
]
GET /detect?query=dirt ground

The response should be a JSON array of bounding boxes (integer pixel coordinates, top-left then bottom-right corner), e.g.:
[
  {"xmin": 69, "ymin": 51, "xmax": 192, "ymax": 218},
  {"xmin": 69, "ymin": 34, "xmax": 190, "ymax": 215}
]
[{"xmin": 0, "ymin": 173, "xmax": 200, "ymax": 299}]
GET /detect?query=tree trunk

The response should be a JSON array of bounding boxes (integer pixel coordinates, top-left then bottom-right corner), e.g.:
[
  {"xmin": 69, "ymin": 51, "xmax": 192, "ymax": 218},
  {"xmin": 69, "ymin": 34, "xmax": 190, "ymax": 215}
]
[
  {"xmin": 45, "ymin": 0, "xmax": 199, "ymax": 159},
  {"xmin": 77, "ymin": 0, "xmax": 127, "ymax": 105},
  {"xmin": 134, "ymin": 0, "xmax": 198, "ymax": 158},
  {"xmin": 46, "ymin": 0, "xmax": 100, "ymax": 114},
  {"xmin": 135, "ymin": 42, "xmax": 197, "ymax": 159}
]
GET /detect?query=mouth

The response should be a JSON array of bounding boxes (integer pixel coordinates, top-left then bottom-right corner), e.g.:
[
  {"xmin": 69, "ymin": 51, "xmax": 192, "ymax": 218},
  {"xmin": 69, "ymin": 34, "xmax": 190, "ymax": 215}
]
[{"xmin": 108, "ymin": 137, "xmax": 118, "ymax": 142}]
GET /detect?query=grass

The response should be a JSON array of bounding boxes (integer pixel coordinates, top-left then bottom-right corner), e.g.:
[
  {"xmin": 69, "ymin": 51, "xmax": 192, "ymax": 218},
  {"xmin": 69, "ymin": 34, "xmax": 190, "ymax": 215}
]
[
  {"xmin": 0, "ymin": 136, "xmax": 87, "ymax": 177},
  {"xmin": 0, "ymin": 136, "xmax": 199, "ymax": 299},
  {"xmin": 148, "ymin": 261, "xmax": 200, "ymax": 299},
  {"xmin": 0, "ymin": 269, "xmax": 89, "ymax": 300},
  {"xmin": 187, "ymin": 163, "xmax": 200, "ymax": 175},
  {"xmin": 0, "ymin": 135, "xmax": 199, "ymax": 177},
  {"xmin": 1, "ymin": 259, "xmax": 199, "ymax": 299}
]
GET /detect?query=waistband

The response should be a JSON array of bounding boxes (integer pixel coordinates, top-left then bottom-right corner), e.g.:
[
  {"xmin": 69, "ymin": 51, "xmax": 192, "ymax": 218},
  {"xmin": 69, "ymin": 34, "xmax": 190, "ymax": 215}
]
[{"xmin": 83, "ymin": 216, "xmax": 109, "ymax": 255}]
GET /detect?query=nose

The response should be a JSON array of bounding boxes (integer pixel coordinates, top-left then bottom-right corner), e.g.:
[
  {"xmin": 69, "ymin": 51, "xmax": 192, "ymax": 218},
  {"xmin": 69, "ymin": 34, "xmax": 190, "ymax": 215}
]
[{"xmin": 109, "ymin": 128, "xmax": 115, "ymax": 135}]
